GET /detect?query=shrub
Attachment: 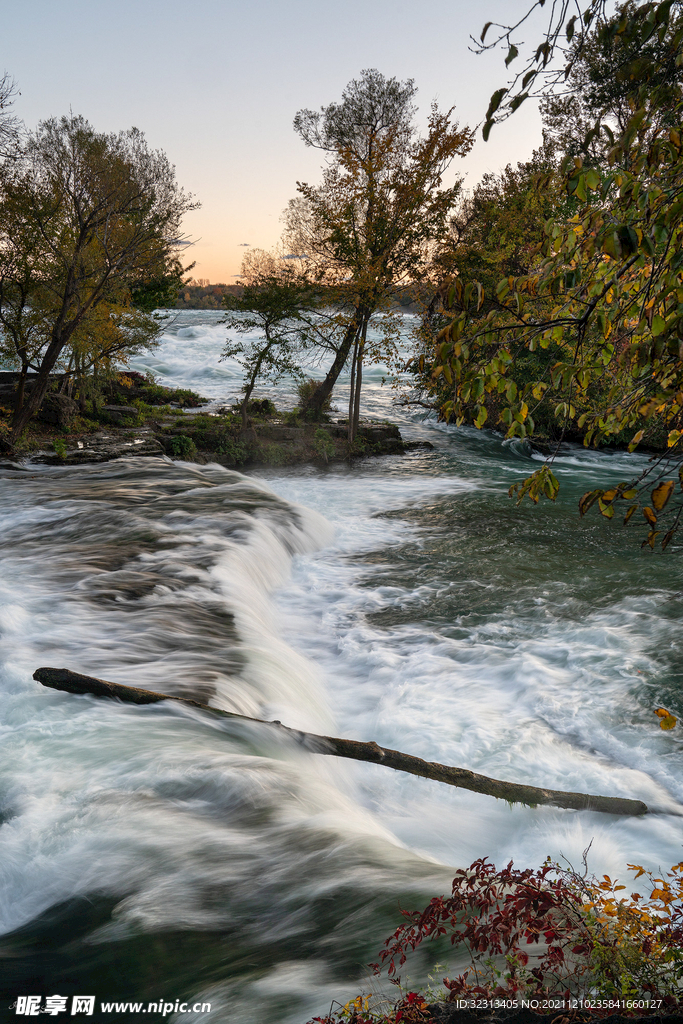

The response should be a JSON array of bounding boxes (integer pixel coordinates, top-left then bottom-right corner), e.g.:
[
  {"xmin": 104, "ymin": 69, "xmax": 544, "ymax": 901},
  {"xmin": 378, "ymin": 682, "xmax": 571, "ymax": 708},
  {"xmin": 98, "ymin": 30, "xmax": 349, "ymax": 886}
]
[
  {"xmin": 216, "ymin": 437, "xmax": 249, "ymax": 464},
  {"xmin": 297, "ymin": 378, "xmax": 332, "ymax": 419},
  {"xmin": 313, "ymin": 428, "xmax": 335, "ymax": 463},
  {"xmin": 309, "ymin": 858, "xmax": 683, "ymax": 1023},
  {"xmin": 247, "ymin": 397, "xmax": 276, "ymax": 417},
  {"xmin": 52, "ymin": 439, "xmax": 67, "ymax": 460},
  {"xmin": 258, "ymin": 442, "xmax": 287, "ymax": 465},
  {"xmin": 169, "ymin": 434, "xmax": 196, "ymax": 460},
  {"xmin": 374, "ymin": 858, "xmax": 683, "ymax": 1008}
]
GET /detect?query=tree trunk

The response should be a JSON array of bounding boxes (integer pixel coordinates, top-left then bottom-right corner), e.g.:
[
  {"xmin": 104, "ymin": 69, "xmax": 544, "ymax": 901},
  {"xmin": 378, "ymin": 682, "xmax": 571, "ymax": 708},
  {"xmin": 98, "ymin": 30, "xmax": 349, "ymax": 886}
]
[
  {"xmin": 302, "ymin": 314, "xmax": 362, "ymax": 420},
  {"xmin": 352, "ymin": 347, "xmax": 363, "ymax": 438},
  {"xmin": 14, "ymin": 361, "xmax": 29, "ymax": 422},
  {"xmin": 347, "ymin": 335, "xmax": 359, "ymax": 442},
  {"xmin": 10, "ymin": 330, "xmax": 68, "ymax": 441},
  {"xmin": 352, "ymin": 318, "xmax": 368, "ymax": 439},
  {"xmin": 33, "ymin": 666, "xmax": 649, "ymax": 817}
]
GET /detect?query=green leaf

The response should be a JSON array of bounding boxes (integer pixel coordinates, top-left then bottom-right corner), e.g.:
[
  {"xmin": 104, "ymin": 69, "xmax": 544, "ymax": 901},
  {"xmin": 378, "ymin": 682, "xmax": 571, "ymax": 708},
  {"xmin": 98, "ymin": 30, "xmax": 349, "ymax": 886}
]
[
  {"xmin": 585, "ymin": 168, "xmax": 601, "ymax": 191},
  {"xmin": 509, "ymin": 93, "xmax": 529, "ymax": 113},
  {"xmin": 486, "ymin": 88, "xmax": 507, "ymax": 120},
  {"xmin": 602, "ymin": 231, "xmax": 621, "ymax": 259},
  {"xmin": 505, "ymin": 45, "xmax": 519, "ymax": 67},
  {"xmin": 651, "ymin": 315, "xmax": 667, "ymax": 336}
]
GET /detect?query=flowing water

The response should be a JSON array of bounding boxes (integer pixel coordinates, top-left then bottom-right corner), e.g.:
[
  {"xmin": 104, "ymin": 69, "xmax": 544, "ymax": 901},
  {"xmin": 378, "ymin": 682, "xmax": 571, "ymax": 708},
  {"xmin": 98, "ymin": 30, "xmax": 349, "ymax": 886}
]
[{"xmin": 1, "ymin": 311, "xmax": 682, "ymax": 1022}]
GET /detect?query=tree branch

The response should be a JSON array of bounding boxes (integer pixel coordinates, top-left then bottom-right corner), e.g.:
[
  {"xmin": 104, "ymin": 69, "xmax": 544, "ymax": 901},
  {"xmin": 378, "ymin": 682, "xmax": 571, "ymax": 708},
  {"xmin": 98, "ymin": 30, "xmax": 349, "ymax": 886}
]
[{"xmin": 34, "ymin": 667, "xmax": 648, "ymax": 817}]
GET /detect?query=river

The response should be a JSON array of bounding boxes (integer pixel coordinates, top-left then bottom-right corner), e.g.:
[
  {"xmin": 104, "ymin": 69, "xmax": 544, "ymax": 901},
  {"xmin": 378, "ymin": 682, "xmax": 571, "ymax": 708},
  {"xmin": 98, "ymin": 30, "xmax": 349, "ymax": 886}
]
[{"xmin": 1, "ymin": 311, "xmax": 682, "ymax": 1022}]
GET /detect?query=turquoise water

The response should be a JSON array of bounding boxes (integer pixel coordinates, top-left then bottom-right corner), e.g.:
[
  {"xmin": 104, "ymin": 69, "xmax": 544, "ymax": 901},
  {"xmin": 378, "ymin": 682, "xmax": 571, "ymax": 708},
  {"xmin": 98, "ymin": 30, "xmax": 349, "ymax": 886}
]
[{"xmin": 0, "ymin": 312, "xmax": 681, "ymax": 1022}]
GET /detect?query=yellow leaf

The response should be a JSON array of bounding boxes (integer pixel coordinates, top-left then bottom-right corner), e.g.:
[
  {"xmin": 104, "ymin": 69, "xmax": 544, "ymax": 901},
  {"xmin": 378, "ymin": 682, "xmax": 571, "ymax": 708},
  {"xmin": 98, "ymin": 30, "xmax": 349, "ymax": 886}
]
[
  {"xmin": 654, "ymin": 707, "xmax": 677, "ymax": 730},
  {"xmin": 643, "ymin": 506, "xmax": 657, "ymax": 526},
  {"xmin": 624, "ymin": 504, "xmax": 638, "ymax": 525},
  {"xmin": 652, "ymin": 480, "xmax": 674, "ymax": 511},
  {"xmin": 629, "ymin": 429, "xmax": 644, "ymax": 452}
]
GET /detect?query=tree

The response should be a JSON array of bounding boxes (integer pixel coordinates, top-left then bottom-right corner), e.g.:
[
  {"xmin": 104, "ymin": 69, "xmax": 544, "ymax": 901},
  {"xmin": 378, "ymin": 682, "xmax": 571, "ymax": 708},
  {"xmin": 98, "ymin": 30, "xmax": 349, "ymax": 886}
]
[
  {"xmin": 423, "ymin": 0, "xmax": 683, "ymax": 548},
  {"xmin": 410, "ymin": 145, "xmax": 567, "ymax": 431},
  {"xmin": 221, "ymin": 250, "xmax": 324, "ymax": 428},
  {"xmin": 0, "ymin": 114, "xmax": 196, "ymax": 443},
  {"xmin": 130, "ymin": 253, "xmax": 194, "ymax": 313},
  {"xmin": 539, "ymin": 1, "xmax": 683, "ymax": 164},
  {"xmin": 286, "ymin": 70, "xmax": 473, "ymax": 436},
  {"xmin": 0, "ymin": 72, "xmax": 21, "ymax": 157}
]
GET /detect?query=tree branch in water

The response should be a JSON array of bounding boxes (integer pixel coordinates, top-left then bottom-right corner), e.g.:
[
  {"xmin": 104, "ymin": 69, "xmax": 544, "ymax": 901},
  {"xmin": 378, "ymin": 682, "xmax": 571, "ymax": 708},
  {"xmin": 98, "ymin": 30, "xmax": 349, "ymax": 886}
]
[{"xmin": 34, "ymin": 667, "xmax": 648, "ymax": 817}]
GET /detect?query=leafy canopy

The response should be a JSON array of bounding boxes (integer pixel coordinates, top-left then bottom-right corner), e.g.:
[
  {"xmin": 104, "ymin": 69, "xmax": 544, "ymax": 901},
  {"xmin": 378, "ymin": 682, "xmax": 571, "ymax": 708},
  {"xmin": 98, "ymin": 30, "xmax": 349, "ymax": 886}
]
[{"xmin": 424, "ymin": 1, "xmax": 683, "ymax": 549}]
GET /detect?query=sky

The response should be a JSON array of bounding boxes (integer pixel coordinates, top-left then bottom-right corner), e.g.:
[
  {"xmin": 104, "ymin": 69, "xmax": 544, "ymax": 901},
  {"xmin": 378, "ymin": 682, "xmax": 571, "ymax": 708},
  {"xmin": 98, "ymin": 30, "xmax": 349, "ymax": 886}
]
[{"xmin": 6, "ymin": 0, "xmax": 548, "ymax": 283}]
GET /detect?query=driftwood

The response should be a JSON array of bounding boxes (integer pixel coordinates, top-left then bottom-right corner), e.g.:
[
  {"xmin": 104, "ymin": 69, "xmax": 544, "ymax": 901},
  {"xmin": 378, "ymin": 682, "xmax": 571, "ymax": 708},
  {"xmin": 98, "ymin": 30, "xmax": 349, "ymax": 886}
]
[{"xmin": 34, "ymin": 667, "xmax": 648, "ymax": 817}]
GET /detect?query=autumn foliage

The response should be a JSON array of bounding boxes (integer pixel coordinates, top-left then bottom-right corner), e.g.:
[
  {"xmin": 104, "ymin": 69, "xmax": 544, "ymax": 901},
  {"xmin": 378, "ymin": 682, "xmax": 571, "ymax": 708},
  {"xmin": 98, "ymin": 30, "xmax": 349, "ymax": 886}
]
[{"xmin": 309, "ymin": 857, "xmax": 683, "ymax": 1023}]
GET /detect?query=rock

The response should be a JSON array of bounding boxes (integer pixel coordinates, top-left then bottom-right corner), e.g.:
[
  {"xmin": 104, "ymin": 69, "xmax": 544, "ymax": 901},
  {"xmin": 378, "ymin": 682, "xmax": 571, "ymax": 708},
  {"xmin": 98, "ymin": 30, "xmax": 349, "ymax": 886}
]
[
  {"xmin": 37, "ymin": 393, "xmax": 79, "ymax": 428},
  {"xmin": 101, "ymin": 405, "xmax": 139, "ymax": 424},
  {"xmin": 66, "ymin": 437, "xmax": 162, "ymax": 462},
  {"xmin": 357, "ymin": 423, "xmax": 401, "ymax": 442},
  {"xmin": 31, "ymin": 436, "xmax": 164, "ymax": 464}
]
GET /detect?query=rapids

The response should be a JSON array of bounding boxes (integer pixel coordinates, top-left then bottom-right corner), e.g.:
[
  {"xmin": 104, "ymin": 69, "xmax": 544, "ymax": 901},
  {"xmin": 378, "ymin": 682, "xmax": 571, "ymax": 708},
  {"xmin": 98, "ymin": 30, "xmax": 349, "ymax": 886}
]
[{"xmin": 0, "ymin": 311, "xmax": 682, "ymax": 1022}]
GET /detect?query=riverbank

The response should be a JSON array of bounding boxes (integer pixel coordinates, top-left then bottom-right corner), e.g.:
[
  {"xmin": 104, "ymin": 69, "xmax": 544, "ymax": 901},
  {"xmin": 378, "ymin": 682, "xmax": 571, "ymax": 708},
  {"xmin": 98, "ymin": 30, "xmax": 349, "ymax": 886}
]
[{"xmin": 0, "ymin": 373, "xmax": 419, "ymax": 468}]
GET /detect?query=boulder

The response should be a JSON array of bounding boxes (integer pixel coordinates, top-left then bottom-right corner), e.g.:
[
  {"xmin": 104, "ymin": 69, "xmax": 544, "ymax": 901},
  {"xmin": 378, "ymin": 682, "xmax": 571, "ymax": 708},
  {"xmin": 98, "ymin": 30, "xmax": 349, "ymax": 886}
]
[
  {"xmin": 37, "ymin": 393, "xmax": 79, "ymax": 428},
  {"xmin": 102, "ymin": 405, "xmax": 138, "ymax": 424}
]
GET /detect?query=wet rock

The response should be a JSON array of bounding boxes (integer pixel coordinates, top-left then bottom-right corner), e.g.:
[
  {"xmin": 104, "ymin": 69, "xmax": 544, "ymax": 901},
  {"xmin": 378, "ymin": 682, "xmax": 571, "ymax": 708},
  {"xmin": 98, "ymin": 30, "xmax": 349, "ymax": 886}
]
[
  {"xmin": 358, "ymin": 423, "xmax": 401, "ymax": 442},
  {"xmin": 404, "ymin": 440, "xmax": 435, "ymax": 451},
  {"xmin": 101, "ymin": 405, "xmax": 139, "ymax": 424},
  {"xmin": 31, "ymin": 436, "xmax": 163, "ymax": 465},
  {"xmin": 37, "ymin": 393, "xmax": 79, "ymax": 428}
]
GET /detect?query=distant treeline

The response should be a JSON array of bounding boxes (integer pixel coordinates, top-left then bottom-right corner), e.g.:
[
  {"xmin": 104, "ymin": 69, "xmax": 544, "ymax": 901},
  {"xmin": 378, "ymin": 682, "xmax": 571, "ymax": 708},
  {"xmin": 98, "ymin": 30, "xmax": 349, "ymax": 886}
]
[
  {"xmin": 174, "ymin": 279, "xmax": 424, "ymax": 311},
  {"xmin": 175, "ymin": 281, "xmax": 243, "ymax": 309}
]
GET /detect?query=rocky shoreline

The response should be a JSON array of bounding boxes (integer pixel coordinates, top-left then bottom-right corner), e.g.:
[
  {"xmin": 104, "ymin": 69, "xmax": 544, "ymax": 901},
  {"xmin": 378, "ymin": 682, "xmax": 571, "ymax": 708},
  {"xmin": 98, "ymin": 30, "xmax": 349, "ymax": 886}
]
[
  {"xmin": 0, "ymin": 370, "xmax": 428, "ymax": 469},
  {"xmin": 8, "ymin": 416, "xmax": 421, "ymax": 468}
]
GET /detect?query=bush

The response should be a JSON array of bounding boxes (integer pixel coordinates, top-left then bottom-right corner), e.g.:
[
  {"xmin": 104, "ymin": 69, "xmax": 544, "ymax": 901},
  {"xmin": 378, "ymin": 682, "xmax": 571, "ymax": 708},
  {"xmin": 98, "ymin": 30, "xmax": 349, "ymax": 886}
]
[
  {"xmin": 169, "ymin": 434, "xmax": 196, "ymax": 460},
  {"xmin": 376, "ymin": 858, "xmax": 683, "ymax": 1006},
  {"xmin": 258, "ymin": 442, "xmax": 287, "ymax": 465},
  {"xmin": 313, "ymin": 428, "xmax": 335, "ymax": 463},
  {"xmin": 247, "ymin": 397, "xmax": 276, "ymax": 417},
  {"xmin": 216, "ymin": 437, "xmax": 249, "ymax": 464},
  {"xmin": 309, "ymin": 858, "xmax": 683, "ymax": 1022},
  {"xmin": 297, "ymin": 378, "xmax": 332, "ymax": 419},
  {"xmin": 52, "ymin": 439, "xmax": 67, "ymax": 460}
]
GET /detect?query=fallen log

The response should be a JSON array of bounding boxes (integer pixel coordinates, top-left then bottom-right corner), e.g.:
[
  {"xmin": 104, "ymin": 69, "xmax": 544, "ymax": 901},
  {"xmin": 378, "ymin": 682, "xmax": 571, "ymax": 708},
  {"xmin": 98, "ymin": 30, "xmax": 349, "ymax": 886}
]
[{"xmin": 34, "ymin": 667, "xmax": 648, "ymax": 817}]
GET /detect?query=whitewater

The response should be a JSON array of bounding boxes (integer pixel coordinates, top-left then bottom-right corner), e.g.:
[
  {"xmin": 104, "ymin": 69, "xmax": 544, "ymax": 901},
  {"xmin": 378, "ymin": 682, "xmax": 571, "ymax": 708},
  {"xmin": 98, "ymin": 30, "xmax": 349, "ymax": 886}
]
[{"xmin": 0, "ymin": 310, "xmax": 682, "ymax": 1022}]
